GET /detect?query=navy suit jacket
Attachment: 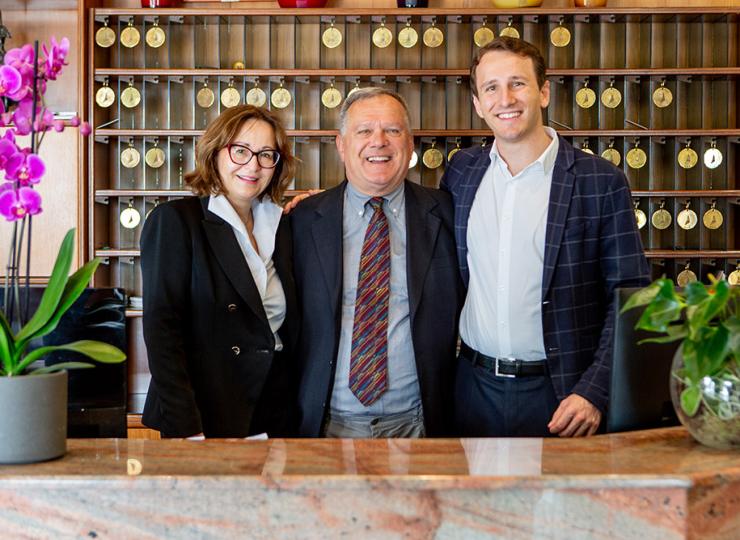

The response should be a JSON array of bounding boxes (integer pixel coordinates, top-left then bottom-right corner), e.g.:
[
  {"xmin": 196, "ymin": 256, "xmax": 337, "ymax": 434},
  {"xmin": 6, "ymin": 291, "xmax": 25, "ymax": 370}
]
[
  {"xmin": 440, "ymin": 136, "xmax": 650, "ymax": 413},
  {"xmin": 290, "ymin": 180, "xmax": 463, "ymax": 437}
]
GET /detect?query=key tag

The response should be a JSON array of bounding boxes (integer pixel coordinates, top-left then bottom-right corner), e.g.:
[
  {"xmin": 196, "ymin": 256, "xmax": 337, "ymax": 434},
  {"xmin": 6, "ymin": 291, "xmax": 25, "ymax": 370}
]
[
  {"xmin": 677, "ymin": 201, "xmax": 698, "ymax": 230},
  {"xmin": 120, "ymin": 200, "xmax": 141, "ymax": 229},
  {"xmin": 575, "ymin": 80, "xmax": 596, "ymax": 109},
  {"xmin": 550, "ymin": 19, "xmax": 571, "ymax": 48},
  {"xmin": 601, "ymin": 80, "xmax": 622, "ymax": 109},
  {"xmin": 322, "ymin": 20, "xmax": 343, "ymax": 49},
  {"xmin": 633, "ymin": 200, "xmax": 647, "ymax": 229},
  {"xmin": 197, "ymin": 79, "xmax": 215, "ymax": 108},
  {"xmin": 651, "ymin": 200, "xmax": 672, "ymax": 230},
  {"xmin": 626, "ymin": 140, "xmax": 647, "ymax": 169},
  {"xmin": 372, "ymin": 20, "xmax": 393, "ymax": 48},
  {"xmin": 423, "ymin": 20, "xmax": 444, "ymax": 48},
  {"xmin": 677, "ymin": 140, "xmax": 698, "ymax": 170},
  {"xmin": 703, "ymin": 140, "xmax": 723, "ymax": 169},
  {"xmin": 728, "ymin": 264, "xmax": 740, "ymax": 286},
  {"xmin": 703, "ymin": 201, "xmax": 723, "ymax": 230},
  {"xmin": 500, "ymin": 18, "xmax": 520, "ymax": 39},
  {"xmin": 398, "ymin": 20, "xmax": 419, "ymax": 49},
  {"xmin": 652, "ymin": 79, "xmax": 673, "ymax": 108},
  {"xmin": 601, "ymin": 140, "xmax": 621, "ymax": 167},
  {"xmin": 677, "ymin": 263, "xmax": 697, "ymax": 287},
  {"xmin": 448, "ymin": 140, "xmax": 462, "ymax": 162}
]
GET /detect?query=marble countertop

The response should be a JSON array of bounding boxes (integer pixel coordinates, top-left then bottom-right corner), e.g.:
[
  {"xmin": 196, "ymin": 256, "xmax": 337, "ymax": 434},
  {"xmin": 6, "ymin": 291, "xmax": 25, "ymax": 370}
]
[
  {"xmin": 1, "ymin": 427, "xmax": 737, "ymax": 482},
  {"xmin": 1, "ymin": 428, "xmax": 738, "ymax": 539}
]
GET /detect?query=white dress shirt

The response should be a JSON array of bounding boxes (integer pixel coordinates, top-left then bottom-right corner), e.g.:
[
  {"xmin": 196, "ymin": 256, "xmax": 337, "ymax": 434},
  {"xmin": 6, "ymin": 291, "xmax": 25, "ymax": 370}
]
[
  {"xmin": 208, "ymin": 194, "xmax": 286, "ymax": 351},
  {"xmin": 460, "ymin": 127, "xmax": 559, "ymax": 360}
]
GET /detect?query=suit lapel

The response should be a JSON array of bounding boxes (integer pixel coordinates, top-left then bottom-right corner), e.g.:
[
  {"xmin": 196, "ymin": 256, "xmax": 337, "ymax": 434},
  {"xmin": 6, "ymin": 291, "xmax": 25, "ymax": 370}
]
[
  {"xmin": 311, "ymin": 183, "xmax": 345, "ymax": 324},
  {"xmin": 405, "ymin": 182, "xmax": 440, "ymax": 322},
  {"xmin": 200, "ymin": 199, "xmax": 269, "ymax": 327},
  {"xmin": 542, "ymin": 137, "xmax": 576, "ymax": 299},
  {"xmin": 458, "ymin": 149, "xmax": 491, "ymax": 277}
]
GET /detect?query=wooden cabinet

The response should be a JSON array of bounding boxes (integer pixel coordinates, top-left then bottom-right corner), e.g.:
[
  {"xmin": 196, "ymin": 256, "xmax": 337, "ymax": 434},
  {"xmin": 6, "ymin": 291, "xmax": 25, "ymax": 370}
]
[{"xmin": 84, "ymin": 4, "xmax": 739, "ymax": 416}]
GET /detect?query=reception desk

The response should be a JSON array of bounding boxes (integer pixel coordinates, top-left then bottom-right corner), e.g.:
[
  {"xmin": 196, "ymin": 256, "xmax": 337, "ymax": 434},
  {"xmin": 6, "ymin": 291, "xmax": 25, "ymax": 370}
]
[{"xmin": 0, "ymin": 427, "xmax": 737, "ymax": 539}]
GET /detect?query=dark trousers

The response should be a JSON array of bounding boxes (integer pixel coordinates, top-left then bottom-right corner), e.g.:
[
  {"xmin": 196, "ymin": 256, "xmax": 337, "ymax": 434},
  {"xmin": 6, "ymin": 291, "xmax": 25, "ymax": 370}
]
[{"xmin": 453, "ymin": 352, "xmax": 560, "ymax": 437}]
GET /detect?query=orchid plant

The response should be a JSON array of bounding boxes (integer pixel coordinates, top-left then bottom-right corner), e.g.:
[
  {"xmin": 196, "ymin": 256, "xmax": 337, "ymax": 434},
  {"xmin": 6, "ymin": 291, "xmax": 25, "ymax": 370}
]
[{"xmin": 0, "ymin": 37, "xmax": 124, "ymax": 376}]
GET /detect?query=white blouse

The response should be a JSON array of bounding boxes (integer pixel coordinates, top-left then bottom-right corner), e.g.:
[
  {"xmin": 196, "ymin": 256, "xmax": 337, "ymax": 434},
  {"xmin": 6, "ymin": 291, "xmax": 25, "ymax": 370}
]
[{"xmin": 208, "ymin": 195, "xmax": 287, "ymax": 351}]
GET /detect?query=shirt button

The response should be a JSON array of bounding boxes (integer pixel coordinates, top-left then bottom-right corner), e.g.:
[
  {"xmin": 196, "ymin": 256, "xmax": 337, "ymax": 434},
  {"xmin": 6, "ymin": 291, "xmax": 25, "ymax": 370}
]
[
  {"xmin": 231, "ymin": 346, "xmax": 241, "ymax": 356},
  {"xmin": 227, "ymin": 304, "xmax": 237, "ymax": 312}
]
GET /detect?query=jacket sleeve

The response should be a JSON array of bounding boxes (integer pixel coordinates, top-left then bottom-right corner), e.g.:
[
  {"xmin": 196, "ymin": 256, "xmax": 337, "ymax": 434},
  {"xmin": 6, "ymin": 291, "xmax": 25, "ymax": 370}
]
[
  {"xmin": 570, "ymin": 172, "xmax": 651, "ymax": 412},
  {"xmin": 140, "ymin": 203, "xmax": 203, "ymax": 436}
]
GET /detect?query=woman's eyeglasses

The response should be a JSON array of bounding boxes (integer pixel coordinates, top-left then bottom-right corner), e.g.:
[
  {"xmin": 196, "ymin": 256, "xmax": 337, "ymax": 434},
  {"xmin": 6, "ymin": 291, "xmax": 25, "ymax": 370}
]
[{"xmin": 226, "ymin": 144, "xmax": 281, "ymax": 169}]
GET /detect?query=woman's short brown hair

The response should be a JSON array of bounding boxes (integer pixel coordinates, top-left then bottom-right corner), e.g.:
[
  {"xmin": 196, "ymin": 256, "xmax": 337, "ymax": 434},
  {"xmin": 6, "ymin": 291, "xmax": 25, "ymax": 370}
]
[{"xmin": 185, "ymin": 105, "xmax": 296, "ymax": 202}]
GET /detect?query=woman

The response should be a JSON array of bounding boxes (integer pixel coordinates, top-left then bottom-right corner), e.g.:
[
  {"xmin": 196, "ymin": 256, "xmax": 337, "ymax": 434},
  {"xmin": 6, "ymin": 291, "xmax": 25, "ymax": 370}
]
[{"xmin": 141, "ymin": 105, "xmax": 298, "ymax": 438}]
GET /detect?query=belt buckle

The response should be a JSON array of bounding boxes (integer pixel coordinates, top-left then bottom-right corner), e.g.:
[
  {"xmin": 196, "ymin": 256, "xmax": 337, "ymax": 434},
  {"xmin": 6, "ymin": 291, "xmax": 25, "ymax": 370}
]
[{"xmin": 494, "ymin": 357, "xmax": 516, "ymax": 378}]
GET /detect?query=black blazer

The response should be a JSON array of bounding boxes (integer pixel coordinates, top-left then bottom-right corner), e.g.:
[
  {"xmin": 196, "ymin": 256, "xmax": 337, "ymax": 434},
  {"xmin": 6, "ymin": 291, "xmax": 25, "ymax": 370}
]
[
  {"xmin": 290, "ymin": 181, "xmax": 463, "ymax": 437},
  {"xmin": 140, "ymin": 196, "xmax": 299, "ymax": 438}
]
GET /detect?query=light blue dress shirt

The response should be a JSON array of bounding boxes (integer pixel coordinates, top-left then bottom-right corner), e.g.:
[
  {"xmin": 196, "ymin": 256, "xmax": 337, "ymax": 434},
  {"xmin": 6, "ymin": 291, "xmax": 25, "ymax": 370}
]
[{"xmin": 330, "ymin": 182, "xmax": 422, "ymax": 418}]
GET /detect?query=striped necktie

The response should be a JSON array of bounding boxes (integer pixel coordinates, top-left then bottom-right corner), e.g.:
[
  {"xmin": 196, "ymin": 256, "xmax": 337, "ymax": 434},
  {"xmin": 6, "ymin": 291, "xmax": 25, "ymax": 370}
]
[{"xmin": 349, "ymin": 197, "xmax": 390, "ymax": 406}]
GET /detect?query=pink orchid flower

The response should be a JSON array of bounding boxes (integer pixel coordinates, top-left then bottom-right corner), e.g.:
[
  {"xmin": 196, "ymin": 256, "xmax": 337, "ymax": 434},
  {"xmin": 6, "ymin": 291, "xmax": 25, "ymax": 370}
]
[
  {"xmin": 0, "ymin": 186, "xmax": 42, "ymax": 222},
  {"xmin": 0, "ymin": 139, "xmax": 17, "ymax": 172},
  {"xmin": 0, "ymin": 65, "xmax": 22, "ymax": 98},
  {"xmin": 4, "ymin": 150, "xmax": 45, "ymax": 186},
  {"xmin": 10, "ymin": 99, "xmax": 54, "ymax": 135},
  {"xmin": 42, "ymin": 37, "xmax": 70, "ymax": 81}
]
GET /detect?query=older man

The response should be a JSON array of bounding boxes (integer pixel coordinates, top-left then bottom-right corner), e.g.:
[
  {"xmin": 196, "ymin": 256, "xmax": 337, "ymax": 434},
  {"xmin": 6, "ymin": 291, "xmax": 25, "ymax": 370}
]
[{"xmin": 291, "ymin": 87, "xmax": 462, "ymax": 438}]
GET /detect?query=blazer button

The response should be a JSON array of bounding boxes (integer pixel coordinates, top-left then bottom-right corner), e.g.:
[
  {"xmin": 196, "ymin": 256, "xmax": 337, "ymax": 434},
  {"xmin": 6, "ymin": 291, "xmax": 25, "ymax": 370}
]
[
  {"xmin": 227, "ymin": 304, "xmax": 237, "ymax": 312},
  {"xmin": 232, "ymin": 346, "xmax": 241, "ymax": 356}
]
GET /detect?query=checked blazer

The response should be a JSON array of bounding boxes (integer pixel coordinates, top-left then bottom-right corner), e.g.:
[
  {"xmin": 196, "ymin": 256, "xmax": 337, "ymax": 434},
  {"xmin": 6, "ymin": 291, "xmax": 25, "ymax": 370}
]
[{"xmin": 440, "ymin": 135, "xmax": 650, "ymax": 413}]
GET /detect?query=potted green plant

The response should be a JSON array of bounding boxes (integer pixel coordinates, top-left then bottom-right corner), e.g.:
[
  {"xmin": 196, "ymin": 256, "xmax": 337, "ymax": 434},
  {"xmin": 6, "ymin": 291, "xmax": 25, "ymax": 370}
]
[
  {"xmin": 621, "ymin": 277, "xmax": 740, "ymax": 449},
  {"xmin": 0, "ymin": 38, "xmax": 125, "ymax": 464}
]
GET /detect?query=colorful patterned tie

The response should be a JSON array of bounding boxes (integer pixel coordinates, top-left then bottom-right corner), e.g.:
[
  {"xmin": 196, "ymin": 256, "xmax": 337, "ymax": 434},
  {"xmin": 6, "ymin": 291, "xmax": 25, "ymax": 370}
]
[{"xmin": 349, "ymin": 197, "xmax": 390, "ymax": 406}]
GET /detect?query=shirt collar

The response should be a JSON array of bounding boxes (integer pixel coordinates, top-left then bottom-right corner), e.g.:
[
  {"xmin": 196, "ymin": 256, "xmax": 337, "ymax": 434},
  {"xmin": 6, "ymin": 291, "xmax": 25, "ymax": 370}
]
[
  {"xmin": 207, "ymin": 194, "xmax": 283, "ymax": 238},
  {"xmin": 489, "ymin": 126, "xmax": 559, "ymax": 179},
  {"xmin": 345, "ymin": 180, "xmax": 405, "ymax": 218}
]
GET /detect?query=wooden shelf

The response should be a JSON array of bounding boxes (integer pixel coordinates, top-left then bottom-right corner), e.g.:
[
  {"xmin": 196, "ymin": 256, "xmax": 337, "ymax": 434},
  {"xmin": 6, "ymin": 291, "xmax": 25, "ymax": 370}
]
[
  {"xmin": 98, "ymin": 249, "xmax": 740, "ymax": 260},
  {"xmin": 94, "ymin": 68, "xmax": 740, "ymax": 78},
  {"xmin": 94, "ymin": 129, "xmax": 740, "ymax": 138},
  {"xmin": 93, "ymin": 8, "xmax": 740, "ymax": 17},
  {"xmin": 95, "ymin": 189, "xmax": 740, "ymax": 199},
  {"xmin": 631, "ymin": 191, "xmax": 740, "ymax": 198},
  {"xmin": 646, "ymin": 251, "xmax": 740, "ymax": 259}
]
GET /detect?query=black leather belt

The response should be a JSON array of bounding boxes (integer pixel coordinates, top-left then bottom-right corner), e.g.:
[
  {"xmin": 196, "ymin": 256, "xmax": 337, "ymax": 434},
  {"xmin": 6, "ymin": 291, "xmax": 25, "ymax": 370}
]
[{"xmin": 460, "ymin": 342, "xmax": 547, "ymax": 378}]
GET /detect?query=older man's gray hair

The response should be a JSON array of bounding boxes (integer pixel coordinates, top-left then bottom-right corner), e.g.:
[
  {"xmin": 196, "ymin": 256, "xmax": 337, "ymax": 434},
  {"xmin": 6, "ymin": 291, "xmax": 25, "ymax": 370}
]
[{"xmin": 338, "ymin": 87, "xmax": 412, "ymax": 135}]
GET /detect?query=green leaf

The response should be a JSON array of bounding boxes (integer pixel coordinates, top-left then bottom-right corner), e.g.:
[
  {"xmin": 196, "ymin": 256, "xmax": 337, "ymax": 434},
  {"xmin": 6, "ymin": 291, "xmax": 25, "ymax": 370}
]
[
  {"xmin": 0, "ymin": 310, "xmax": 15, "ymax": 374},
  {"xmin": 701, "ymin": 323, "xmax": 730, "ymax": 376},
  {"xmin": 684, "ymin": 281, "xmax": 710, "ymax": 305},
  {"xmin": 620, "ymin": 281, "xmax": 662, "ymax": 314},
  {"xmin": 637, "ymin": 297, "xmax": 683, "ymax": 333},
  {"xmin": 680, "ymin": 385, "xmax": 702, "ymax": 417},
  {"xmin": 681, "ymin": 340, "xmax": 700, "ymax": 382},
  {"xmin": 29, "ymin": 362, "xmax": 95, "ymax": 375},
  {"xmin": 638, "ymin": 325, "xmax": 688, "ymax": 344},
  {"xmin": 15, "ymin": 229, "xmax": 76, "ymax": 343},
  {"xmin": 15, "ymin": 340, "xmax": 126, "ymax": 375},
  {"xmin": 727, "ymin": 316, "xmax": 740, "ymax": 364},
  {"xmin": 15, "ymin": 259, "xmax": 101, "ymax": 356}
]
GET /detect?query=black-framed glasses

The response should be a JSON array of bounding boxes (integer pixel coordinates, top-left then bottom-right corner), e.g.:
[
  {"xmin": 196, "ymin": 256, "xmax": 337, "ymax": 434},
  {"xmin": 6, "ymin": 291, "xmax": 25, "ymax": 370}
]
[{"xmin": 226, "ymin": 144, "xmax": 281, "ymax": 169}]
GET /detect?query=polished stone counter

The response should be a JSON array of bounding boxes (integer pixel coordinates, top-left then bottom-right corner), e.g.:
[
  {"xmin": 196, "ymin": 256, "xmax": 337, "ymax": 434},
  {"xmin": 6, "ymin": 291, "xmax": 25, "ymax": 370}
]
[{"xmin": 1, "ymin": 427, "xmax": 738, "ymax": 539}]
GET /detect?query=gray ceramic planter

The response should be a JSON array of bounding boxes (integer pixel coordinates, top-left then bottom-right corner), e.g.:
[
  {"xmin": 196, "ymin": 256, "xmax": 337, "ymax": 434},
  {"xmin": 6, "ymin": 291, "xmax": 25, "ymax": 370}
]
[{"xmin": 0, "ymin": 370, "xmax": 67, "ymax": 464}]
